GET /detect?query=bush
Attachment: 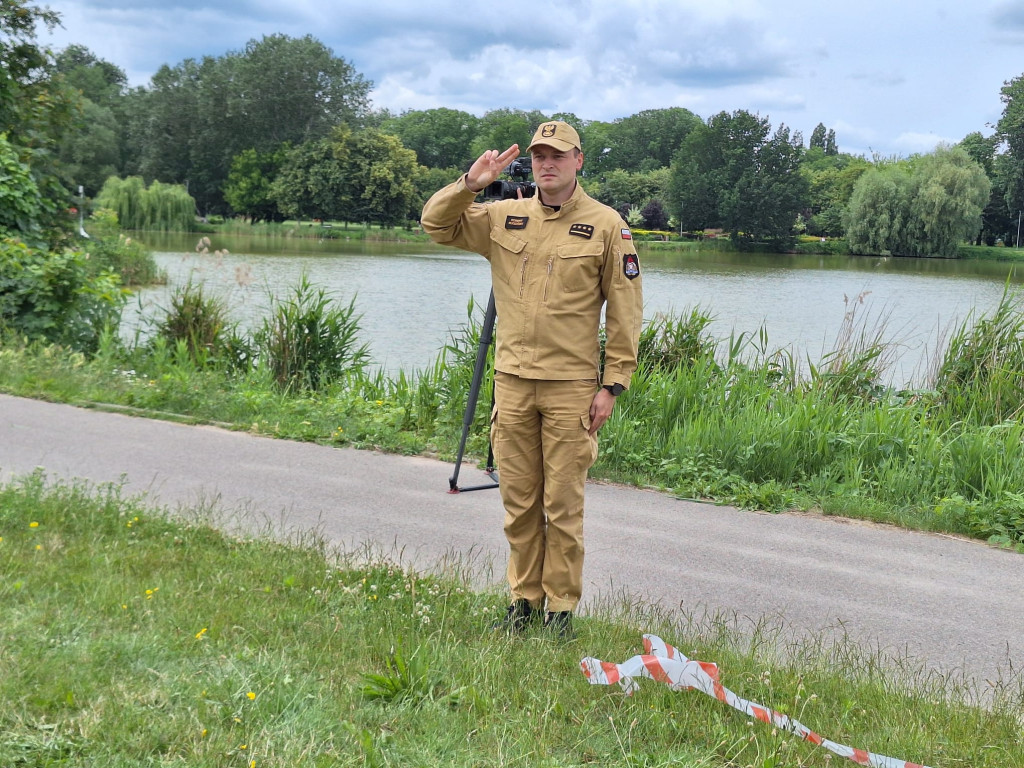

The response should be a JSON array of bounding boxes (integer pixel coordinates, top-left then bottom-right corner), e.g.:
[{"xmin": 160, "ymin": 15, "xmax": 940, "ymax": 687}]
[
  {"xmin": 0, "ymin": 237, "xmax": 125, "ymax": 354},
  {"xmin": 82, "ymin": 209, "xmax": 163, "ymax": 285}
]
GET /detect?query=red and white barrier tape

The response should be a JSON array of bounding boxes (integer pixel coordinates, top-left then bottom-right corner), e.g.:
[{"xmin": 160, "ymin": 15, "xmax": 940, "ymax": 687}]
[{"xmin": 580, "ymin": 634, "xmax": 931, "ymax": 768}]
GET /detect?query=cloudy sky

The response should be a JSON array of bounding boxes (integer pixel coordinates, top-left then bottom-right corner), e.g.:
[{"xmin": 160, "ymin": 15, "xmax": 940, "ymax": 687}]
[{"xmin": 39, "ymin": 0, "xmax": 1024, "ymax": 158}]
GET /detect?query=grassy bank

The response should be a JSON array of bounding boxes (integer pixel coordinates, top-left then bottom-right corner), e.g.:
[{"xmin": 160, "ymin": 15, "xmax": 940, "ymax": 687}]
[
  {"xmin": 1, "ymin": 474, "xmax": 1018, "ymax": 767},
  {"xmin": 3, "ymin": 277, "xmax": 1024, "ymax": 551},
  {"xmin": 191, "ymin": 218, "xmax": 434, "ymax": 243}
]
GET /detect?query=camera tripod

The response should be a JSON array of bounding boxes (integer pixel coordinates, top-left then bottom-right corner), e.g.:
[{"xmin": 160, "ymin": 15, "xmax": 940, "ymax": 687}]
[{"xmin": 448, "ymin": 290, "xmax": 501, "ymax": 493}]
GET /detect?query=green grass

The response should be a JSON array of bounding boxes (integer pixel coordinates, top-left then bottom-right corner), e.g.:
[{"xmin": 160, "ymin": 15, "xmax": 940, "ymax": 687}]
[
  {"xmin": 1, "ymin": 474, "xmax": 1019, "ymax": 767},
  {"xmin": 959, "ymin": 244, "xmax": 1024, "ymax": 262},
  {"xmin": 191, "ymin": 219, "xmax": 434, "ymax": 243}
]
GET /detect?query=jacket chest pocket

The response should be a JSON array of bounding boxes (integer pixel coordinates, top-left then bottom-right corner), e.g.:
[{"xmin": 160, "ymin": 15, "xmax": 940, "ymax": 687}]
[
  {"xmin": 556, "ymin": 241, "xmax": 603, "ymax": 293},
  {"xmin": 489, "ymin": 226, "xmax": 528, "ymax": 286}
]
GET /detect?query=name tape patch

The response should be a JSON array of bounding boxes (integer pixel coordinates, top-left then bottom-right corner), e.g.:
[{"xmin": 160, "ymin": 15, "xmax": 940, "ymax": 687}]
[
  {"xmin": 621, "ymin": 228, "xmax": 632, "ymax": 240},
  {"xmin": 569, "ymin": 223, "xmax": 595, "ymax": 239},
  {"xmin": 505, "ymin": 215, "xmax": 529, "ymax": 230}
]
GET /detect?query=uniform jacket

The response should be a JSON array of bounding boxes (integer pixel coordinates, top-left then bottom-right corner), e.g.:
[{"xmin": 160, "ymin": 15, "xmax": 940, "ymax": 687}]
[{"xmin": 421, "ymin": 175, "xmax": 643, "ymax": 388}]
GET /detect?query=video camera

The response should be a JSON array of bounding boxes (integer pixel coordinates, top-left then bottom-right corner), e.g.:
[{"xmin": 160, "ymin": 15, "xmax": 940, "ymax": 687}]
[{"xmin": 484, "ymin": 157, "xmax": 536, "ymax": 200}]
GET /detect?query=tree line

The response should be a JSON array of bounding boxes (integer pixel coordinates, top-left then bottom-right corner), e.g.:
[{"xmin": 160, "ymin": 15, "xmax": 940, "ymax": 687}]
[{"xmin": 5, "ymin": 0, "xmax": 1024, "ymax": 255}]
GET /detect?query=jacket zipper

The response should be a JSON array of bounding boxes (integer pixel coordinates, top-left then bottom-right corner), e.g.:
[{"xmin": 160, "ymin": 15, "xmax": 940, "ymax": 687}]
[
  {"xmin": 518, "ymin": 255, "xmax": 529, "ymax": 298},
  {"xmin": 543, "ymin": 257, "xmax": 553, "ymax": 302}
]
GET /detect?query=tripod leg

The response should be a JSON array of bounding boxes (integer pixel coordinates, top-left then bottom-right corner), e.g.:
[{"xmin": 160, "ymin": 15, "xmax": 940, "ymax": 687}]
[{"xmin": 449, "ymin": 290, "xmax": 498, "ymax": 492}]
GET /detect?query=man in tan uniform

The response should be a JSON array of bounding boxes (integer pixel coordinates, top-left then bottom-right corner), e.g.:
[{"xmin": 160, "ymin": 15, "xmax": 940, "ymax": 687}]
[{"xmin": 421, "ymin": 121, "xmax": 643, "ymax": 638}]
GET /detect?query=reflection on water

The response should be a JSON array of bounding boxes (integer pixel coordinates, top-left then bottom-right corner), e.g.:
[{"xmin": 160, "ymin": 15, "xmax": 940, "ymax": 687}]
[{"xmin": 126, "ymin": 232, "xmax": 1022, "ymax": 386}]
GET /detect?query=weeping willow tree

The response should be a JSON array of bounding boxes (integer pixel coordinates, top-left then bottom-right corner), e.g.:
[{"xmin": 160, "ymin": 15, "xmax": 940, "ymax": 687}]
[{"xmin": 96, "ymin": 176, "xmax": 196, "ymax": 231}]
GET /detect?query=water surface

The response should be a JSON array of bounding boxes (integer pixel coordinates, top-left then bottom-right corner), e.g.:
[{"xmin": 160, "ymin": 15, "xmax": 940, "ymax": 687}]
[{"xmin": 127, "ymin": 232, "xmax": 1023, "ymax": 385}]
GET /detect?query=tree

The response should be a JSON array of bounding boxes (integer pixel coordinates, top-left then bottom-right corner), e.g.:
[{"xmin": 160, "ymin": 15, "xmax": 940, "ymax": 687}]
[
  {"xmin": 95, "ymin": 176, "xmax": 196, "ymax": 232},
  {"xmin": 383, "ymin": 108, "xmax": 479, "ymax": 169},
  {"xmin": 641, "ymin": 199, "xmax": 669, "ymax": 230},
  {"xmin": 272, "ymin": 127, "xmax": 420, "ymax": 226},
  {"xmin": 722, "ymin": 124, "xmax": 808, "ymax": 247},
  {"xmin": 670, "ymin": 110, "xmax": 808, "ymax": 245},
  {"xmin": 137, "ymin": 60, "xmax": 201, "ymax": 193},
  {"xmin": 56, "ymin": 97, "xmax": 121, "ymax": 195},
  {"xmin": 809, "ymin": 122, "xmax": 838, "ymax": 156},
  {"xmin": 907, "ymin": 147, "xmax": 991, "ymax": 257},
  {"xmin": 844, "ymin": 146, "xmax": 990, "ymax": 257},
  {"xmin": 341, "ymin": 130, "xmax": 420, "ymax": 227},
  {"xmin": 272, "ymin": 135, "xmax": 350, "ymax": 222},
  {"xmin": 1, "ymin": 0, "xmax": 77, "ymax": 245},
  {"xmin": 471, "ymin": 108, "xmax": 545, "ymax": 159},
  {"xmin": 412, "ymin": 165, "xmax": 460, "ymax": 209},
  {"xmin": 958, "ymin": 131, "xmax": 1007, "ymax": 245},
  {"xmin": 53, "ymin": 44, "xmax": 127, "ymax": 108},
  {"xmin": 997, "ymin": 73, "xmax": 1024, "ymax": 216},
  {"xmin": 224, "ymin": 145, "xmax": 290, "ymax": 222},
  {"xmin": 606, "ymin": 108, "xmax": 701, "ymax": 172},
  {"xmin": 810, "ymin": 123, "xmax": 827, "ymax": 150},
  {"xmin": 131, "ymin": 35, "xmax": 372, "ymax": 214},
  {"xmin": 800, "ymin": 147, "xmax": 870, "ymax": 237},
  {"xmin": 228, "ymin": 34, "xmax": 371, "ymax": 149}
]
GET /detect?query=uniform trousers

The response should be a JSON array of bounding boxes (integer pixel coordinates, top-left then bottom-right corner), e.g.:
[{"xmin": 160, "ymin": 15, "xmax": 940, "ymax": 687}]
[{"xmin": 491, "ymin": 372, "xmax": 599, "ymax": 613}]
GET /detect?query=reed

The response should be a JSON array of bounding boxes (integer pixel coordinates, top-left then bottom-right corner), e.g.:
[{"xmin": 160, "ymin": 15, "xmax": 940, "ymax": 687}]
[{"xmin": 255, "ymin": 275, "xmax": 370, "ymax": 392}]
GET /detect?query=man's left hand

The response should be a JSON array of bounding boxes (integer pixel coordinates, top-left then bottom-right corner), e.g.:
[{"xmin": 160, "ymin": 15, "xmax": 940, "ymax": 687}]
[{"xmin": 588, "ymin": 388, "xmax": 616, "ymax": 436}]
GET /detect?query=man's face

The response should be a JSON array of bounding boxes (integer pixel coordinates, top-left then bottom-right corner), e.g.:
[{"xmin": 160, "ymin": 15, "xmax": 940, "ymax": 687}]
[{"xmin": 530, "ymin": 145, "xmax": 583, "ymax": 203}]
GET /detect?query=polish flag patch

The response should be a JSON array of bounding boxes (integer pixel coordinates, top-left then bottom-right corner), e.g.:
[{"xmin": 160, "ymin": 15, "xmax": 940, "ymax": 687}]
[{"xmin": 621, "ymin": 228, "xmax": 632, "ymax": 240}]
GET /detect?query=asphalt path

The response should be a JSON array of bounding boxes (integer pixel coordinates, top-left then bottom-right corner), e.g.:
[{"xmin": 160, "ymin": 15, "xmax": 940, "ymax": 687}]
[{"xmin": 2, "ymin": 393, "xmax": 1022, "ymax": 689}]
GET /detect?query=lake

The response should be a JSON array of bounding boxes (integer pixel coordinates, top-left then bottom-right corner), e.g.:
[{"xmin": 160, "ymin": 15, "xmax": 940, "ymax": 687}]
[{"xmin": 125, "ymin": 232, "xmax": 1024, "ymax": 387}]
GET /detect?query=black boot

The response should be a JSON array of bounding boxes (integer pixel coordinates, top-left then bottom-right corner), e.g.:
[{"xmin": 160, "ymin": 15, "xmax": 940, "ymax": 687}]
[
  {"xmin": 544, "ymin": 611, "xmax": 575, "ymax": 640},
  {"xmin": 494, "ymin": 598, "xmax": 538, "ymax": 634}
]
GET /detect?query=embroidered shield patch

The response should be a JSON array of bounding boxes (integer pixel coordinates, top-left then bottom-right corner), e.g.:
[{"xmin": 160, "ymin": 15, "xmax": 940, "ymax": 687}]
[{"xmin": 623, "ymin": 253, "xmax": 640, "ymax": 280}]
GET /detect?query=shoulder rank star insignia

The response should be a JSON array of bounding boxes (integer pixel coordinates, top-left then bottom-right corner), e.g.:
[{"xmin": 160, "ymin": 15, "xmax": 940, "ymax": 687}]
[
  {"xmin": 621, "ymin": 228, "xmax": 632, "ymax": 240},
  {"xmin": 569, "ymin": 223, "xmax": 594, "ymax": 239}
]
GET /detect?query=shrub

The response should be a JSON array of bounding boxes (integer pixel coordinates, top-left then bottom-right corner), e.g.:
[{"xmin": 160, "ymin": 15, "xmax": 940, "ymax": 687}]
[
  {"xmin": 82, "ymin": 210, "xmax": 163, "ymax": 285},
  {"xmin": 0, "ymin": 237, "xmax": 125, "ymax": 354},
  {"xmin": 256, "ymin": 275, "xmax": 370, "ymax": 391}
]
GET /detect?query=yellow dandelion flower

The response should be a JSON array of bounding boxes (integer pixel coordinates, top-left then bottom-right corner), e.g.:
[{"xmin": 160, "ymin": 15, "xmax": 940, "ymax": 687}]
[
  {"xmin": 29, "ymin": 521, "xmax": 39, "ymax": 528},
  {"xmin": 247, "ymin": 691, "xmax": 256, "ymax": 700},
  {"xmin": 240, "ymin": 744, "xmax": 247, "ymax": 749},
  {"xmin": 201, "ymin": 728, "xmax": 208, "ymax": 738},
  {"xmin": 195, "ymin": 627, "xmax": 208, "ymax": 639},
  {"xmin": 35, "ymin": 544, "xmax": 42, "ymax": 551}
]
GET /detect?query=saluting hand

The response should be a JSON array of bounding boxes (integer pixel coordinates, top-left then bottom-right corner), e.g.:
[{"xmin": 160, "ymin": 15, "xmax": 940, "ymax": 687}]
[{"xmin": 466, "ymin": 144, "xmax": 520, "ymax": 193}]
